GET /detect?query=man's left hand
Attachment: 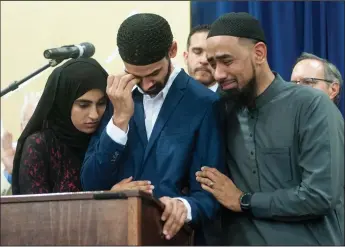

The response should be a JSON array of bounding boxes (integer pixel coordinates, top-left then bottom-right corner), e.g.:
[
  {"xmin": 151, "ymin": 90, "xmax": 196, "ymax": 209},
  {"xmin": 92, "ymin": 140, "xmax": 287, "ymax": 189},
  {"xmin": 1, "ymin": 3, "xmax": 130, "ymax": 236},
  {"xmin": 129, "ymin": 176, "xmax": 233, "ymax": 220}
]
[
  {"xmin": 196, "ymin": 166, "xmax": 243, "ymax": 212},
  {"xmin": 159, "ymin": 196, "xmax": 187, "ymax": 240}
]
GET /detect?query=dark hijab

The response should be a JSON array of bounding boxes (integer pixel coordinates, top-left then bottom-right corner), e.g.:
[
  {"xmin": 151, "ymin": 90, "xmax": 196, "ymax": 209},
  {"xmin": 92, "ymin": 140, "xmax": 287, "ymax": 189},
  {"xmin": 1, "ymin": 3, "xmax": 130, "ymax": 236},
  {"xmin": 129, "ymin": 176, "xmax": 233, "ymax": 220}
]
[{"xmin": 12, "ymin": 58, "xmax": 108, "ymax": 195}]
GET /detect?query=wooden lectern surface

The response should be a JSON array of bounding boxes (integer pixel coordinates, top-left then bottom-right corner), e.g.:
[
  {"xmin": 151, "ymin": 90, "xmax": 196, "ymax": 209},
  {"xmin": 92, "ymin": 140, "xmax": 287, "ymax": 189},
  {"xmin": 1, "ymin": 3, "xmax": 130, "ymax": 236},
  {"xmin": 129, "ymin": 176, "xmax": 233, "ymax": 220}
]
[{"xmin": 1, "ymin": 190, "xmax": 193, "ymax": 246}]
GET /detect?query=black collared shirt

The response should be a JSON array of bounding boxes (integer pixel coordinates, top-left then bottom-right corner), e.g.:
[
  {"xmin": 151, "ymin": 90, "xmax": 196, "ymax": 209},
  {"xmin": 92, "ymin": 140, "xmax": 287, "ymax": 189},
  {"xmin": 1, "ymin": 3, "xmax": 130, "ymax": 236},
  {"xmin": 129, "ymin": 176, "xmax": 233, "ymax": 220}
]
[{"xmin": 222, "ymin": 73, "xmax": 344, "ymax": 245}]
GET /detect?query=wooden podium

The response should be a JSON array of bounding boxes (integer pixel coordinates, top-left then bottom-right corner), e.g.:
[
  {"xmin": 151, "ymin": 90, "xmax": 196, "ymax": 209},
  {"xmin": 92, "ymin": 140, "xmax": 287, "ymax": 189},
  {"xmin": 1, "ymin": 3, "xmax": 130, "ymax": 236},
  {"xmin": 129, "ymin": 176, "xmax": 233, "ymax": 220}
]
[{"xmin": 1, "ymin": 190, "xmax": 194, "ymax": 245}]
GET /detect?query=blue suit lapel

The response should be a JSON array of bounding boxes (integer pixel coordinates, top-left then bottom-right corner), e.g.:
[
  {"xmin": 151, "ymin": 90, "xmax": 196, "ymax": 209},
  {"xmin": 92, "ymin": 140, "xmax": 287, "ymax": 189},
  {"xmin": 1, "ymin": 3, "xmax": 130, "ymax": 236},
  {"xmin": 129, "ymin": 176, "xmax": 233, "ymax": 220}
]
[{"xmin": 142, "ymin": 70, "xmax": 189, "ymax": 165}]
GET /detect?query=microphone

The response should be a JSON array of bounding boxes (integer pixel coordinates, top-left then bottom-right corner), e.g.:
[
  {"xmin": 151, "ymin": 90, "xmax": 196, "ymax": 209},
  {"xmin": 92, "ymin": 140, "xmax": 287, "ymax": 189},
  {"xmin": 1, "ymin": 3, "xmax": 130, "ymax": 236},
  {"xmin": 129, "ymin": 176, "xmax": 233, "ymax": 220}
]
[{"xmin": 43, "ymin": 42, "xmax": 95, "ymax": 60}]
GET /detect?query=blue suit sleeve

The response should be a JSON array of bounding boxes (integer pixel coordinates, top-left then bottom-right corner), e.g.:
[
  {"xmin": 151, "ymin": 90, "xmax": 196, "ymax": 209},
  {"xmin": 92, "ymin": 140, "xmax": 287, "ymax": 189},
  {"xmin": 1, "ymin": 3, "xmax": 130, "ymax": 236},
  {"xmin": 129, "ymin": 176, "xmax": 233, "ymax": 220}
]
[
  {"xmin": 80, "ymin": 103, "xmax": 126, "ymax": 191},
  {"xmin": 180, "ymin": 98, "xmax": 225, "ymax": 224}
]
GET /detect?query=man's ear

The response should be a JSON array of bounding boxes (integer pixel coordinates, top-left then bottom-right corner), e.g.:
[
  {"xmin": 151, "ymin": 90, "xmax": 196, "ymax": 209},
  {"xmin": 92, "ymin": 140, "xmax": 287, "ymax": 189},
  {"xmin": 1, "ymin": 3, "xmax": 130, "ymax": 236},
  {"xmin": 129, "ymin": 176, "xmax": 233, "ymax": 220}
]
[
  {"xmin": 183, "ymin": 51, "xmax": 188, "ymax": 65},
  {"xmin": 253, "ymin": 42, "xmax": 267, "ymax": 65},
  {"xmin": 329, "ymin": 81, "xmax": 340, "ymax": 102},
  {"xmin": 169, "ymin": 41, "xmax": 178, "ymax": 58}
]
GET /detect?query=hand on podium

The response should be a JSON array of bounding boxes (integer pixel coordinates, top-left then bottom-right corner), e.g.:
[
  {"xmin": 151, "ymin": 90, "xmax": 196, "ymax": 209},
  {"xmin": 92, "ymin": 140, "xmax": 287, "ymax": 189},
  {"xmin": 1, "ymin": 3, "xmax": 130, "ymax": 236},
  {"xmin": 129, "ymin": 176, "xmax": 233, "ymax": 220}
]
[
  {"xmin": 159, "ymin": 197, "xmax": 187, "ymax": 240},
  {"xmin": 110, "ymin": 176, "xmax": 154, "ymax": 195}
]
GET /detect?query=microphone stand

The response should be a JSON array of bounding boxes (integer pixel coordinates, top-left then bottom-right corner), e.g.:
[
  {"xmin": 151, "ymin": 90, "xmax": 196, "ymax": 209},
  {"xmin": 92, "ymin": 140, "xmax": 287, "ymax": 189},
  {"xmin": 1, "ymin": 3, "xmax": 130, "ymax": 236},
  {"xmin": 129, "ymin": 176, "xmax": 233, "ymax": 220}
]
[{"xmin": 0, "ymin": 59, "xmax": 64, "ymax": 98}]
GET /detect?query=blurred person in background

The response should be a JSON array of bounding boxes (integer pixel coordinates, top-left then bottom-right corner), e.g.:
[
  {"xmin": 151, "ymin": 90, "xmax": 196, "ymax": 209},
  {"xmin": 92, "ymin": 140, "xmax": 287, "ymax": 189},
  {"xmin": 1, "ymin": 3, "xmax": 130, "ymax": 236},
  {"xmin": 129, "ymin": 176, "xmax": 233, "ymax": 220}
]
[
  {"xmin": 184, "ymin": 24, "xmax": 219, "ymax": 93},
  {"xmin": 291, "ymin": 52, "xmax": 343, "ymax": 105},
  {"xmin": 1, "ymin": 93, "xmax": 40, "ymax": 195}
]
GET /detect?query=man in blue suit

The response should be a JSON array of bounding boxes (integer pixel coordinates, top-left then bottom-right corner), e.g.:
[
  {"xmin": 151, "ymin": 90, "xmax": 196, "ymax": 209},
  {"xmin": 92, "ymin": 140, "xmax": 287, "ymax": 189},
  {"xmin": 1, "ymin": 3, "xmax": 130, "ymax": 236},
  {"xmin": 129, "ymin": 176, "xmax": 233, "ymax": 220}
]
[{"xmin": 80, "ymin": 13, "xmax": 224, "ymax": 240}]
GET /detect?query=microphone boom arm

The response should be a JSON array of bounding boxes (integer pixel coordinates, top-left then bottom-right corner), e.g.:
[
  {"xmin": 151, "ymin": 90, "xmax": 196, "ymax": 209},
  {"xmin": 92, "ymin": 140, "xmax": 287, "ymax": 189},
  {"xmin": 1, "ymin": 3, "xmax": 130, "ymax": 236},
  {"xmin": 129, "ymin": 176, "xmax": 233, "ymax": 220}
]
[{"xmin": 0, "ymin": 59, "xmax": 63, "ymax": 98}]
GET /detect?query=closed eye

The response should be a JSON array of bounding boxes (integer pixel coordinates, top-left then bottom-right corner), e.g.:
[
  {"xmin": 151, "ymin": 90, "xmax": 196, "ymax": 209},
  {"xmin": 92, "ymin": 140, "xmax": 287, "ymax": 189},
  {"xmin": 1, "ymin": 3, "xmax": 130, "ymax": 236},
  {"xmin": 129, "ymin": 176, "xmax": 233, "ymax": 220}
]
[
  {"xmin": 149, "ymin": 70, "xmax": 160, "ymax": 77},
  {"xmin": 223, "ymin": 60, "xmax": 233, "ymax": 66},
  {"xmin": 78, "ymin": 102, "xmax": 90, "ymax": 108},
  {"xmin": 97, "ymin": 99, "xmax": 107, "ymax": 106}
]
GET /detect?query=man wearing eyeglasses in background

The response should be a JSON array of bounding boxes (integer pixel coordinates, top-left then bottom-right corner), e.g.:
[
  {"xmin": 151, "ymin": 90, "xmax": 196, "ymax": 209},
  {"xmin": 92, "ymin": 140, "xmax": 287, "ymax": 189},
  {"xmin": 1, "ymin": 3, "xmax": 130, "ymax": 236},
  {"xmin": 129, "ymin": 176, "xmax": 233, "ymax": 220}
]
[{"xmin": 291, "ymin": 52, "xmax": 343, "ymax": 105}]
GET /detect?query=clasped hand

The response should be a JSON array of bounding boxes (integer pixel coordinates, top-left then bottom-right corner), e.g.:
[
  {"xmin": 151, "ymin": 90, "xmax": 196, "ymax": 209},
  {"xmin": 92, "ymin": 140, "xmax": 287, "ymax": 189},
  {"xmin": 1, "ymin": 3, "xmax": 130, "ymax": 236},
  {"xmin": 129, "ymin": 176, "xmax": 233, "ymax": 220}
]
[{"xmin": 196, "ymin": 166, "xmax": 243, "ymax": 212}]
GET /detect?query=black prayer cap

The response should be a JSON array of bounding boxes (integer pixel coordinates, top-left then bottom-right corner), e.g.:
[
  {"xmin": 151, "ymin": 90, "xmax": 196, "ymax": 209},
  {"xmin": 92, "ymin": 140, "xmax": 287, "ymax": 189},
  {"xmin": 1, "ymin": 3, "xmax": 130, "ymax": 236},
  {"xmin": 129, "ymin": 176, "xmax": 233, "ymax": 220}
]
[
  {"xmin": 117, "ymin": 13, "xmax": 173, "ymax": 66},
  {"xmin": 208, "ymin": 12, "xmax": 266, "ymax": 43}
]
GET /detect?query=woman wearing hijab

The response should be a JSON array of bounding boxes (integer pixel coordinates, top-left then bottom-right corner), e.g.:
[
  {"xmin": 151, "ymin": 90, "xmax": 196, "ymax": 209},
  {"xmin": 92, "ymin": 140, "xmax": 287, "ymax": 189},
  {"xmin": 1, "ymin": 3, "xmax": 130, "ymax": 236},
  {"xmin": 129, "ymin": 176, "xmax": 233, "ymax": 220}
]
[
  {"xmin": 12, "ymin": 58, "xmax": 154, "ymax": 195},
  {"xmin": 11, "ymin": 58, "xmax": 109, "ymax": 195}
]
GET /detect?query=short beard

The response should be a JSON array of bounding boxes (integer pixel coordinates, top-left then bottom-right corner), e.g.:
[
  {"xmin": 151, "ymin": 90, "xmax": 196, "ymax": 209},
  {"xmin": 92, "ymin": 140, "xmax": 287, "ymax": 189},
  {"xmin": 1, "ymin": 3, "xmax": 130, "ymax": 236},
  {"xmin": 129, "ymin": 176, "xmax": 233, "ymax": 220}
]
[
  {"xmin": 203, "ymin": 78, "xmax": 217, "ymax": 88},
  {"xmin": 220, "ymin": 65, "xmax": 257, "ymax": 112},
  {"xmin": 188, "ymin": 66, "xmax": 215, "ymax": 87}
]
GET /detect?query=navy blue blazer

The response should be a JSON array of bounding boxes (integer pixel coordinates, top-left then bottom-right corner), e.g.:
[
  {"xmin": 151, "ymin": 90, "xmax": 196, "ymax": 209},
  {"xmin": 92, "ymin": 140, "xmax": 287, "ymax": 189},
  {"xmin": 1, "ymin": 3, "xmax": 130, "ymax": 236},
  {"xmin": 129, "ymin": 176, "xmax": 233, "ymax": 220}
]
[{"xmin": 80, "ymin": 70, "xmax": 225, "ymax": 224}]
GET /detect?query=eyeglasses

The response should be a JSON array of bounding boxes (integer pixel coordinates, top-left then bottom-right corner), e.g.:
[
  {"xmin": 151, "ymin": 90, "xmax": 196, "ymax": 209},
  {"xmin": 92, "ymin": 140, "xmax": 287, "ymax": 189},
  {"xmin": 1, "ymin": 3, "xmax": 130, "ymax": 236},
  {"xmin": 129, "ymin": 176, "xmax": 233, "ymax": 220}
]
[{"xmin": 291, "ymin": 77, "xmax": 333, "ymax": 86}]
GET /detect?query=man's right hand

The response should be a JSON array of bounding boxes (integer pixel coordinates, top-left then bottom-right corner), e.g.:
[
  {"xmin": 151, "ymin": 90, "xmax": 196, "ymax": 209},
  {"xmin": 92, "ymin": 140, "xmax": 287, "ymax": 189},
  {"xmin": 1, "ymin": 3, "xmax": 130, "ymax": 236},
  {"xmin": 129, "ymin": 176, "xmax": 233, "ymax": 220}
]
[
  {"xmin": 106, "ymin": 73, "xmax": 139, "ymax": 132},
  {"xmin": 111, "ymin": 176, "xmax": 154, "ymax": 195}
]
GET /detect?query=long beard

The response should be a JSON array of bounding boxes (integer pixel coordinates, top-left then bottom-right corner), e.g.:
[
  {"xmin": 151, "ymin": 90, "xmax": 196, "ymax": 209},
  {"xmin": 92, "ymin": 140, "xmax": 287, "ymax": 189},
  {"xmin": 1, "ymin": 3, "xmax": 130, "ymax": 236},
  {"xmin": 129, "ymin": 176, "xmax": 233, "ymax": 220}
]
[{"xmin": 220, "ymin": 67, "xmax": 257, "ymax": 112}]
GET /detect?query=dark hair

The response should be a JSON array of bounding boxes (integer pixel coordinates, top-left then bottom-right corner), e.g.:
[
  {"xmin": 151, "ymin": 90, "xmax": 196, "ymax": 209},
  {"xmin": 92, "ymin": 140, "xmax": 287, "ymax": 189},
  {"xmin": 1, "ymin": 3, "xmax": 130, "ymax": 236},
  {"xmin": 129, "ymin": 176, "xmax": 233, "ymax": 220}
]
[
  {"xmin": 293, "ymin": 52, "xmax": 343, "ymax": 104},
  {"xmin": 186, "ymin": 24, "xmax": 211, "ymax": 49}
]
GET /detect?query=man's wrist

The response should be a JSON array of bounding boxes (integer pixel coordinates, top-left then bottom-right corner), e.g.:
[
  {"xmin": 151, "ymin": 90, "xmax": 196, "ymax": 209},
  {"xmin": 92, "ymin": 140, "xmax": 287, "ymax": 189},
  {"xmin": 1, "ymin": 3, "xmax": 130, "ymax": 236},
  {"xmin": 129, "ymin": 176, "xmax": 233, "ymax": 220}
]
[
  {"xmin": 112, "ymin": 114, "xmax": 130, "ymax": 132},
  {"xmin": 174, "ymin": 197, "xmax": 192, "ymax": 222},
  {"xmin": 239, "ymin": 192, "xmax": 253, "ymax": 213}
]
